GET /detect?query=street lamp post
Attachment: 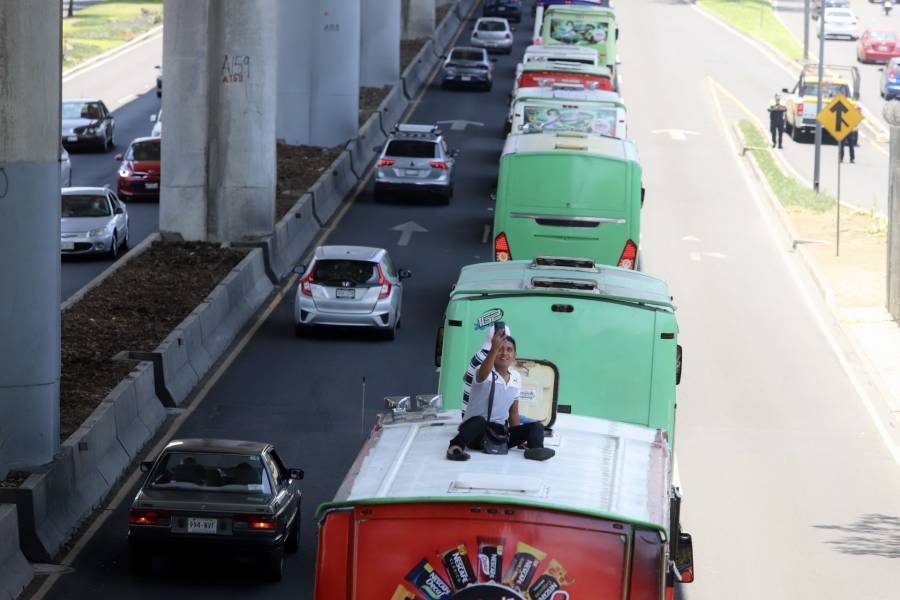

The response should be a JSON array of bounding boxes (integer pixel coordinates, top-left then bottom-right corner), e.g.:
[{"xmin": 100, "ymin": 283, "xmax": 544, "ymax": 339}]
[
  {"xmin": 813, "ymin": 7, "xmax": 826, "ymax": 192},
  {"xmin": 803, "ymin": 0, "xmax": 810, "ymax": 61},
  {"xmin": 883, "ymin": 101, "xmax": 900, "ymax": 321}
]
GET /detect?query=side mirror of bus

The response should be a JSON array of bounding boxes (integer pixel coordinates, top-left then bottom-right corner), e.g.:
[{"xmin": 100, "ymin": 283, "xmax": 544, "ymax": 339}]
[
  {"xmin": 674, "ymin": 532, "xmax": 694, "ymax": 583},
  {"xmin": 434, "ymin": 325, "xmax": 444, "ymax": 368},
  {"xmin": 641, "ymin": 187, "xmax": 646, "ymax": 208},
  {"xmin": 675, "ymin": 344, "xmax": 683, "ymax": 385},
  {"xmin": 781, "ymin": 87, "xmax": 789, "ymax": 93}
]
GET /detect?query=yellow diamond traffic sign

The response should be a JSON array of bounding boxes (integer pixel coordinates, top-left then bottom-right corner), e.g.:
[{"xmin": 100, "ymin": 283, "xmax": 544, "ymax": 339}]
[{"xmin": 816, "ymin": 94, "xmax": 863, "ymax": 142}]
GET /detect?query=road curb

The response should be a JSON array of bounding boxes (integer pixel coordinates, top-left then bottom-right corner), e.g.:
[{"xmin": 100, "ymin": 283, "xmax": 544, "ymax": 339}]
[
  {"xmin": 269, "ymin": 194, "xmax": 320, "ymax": 280},
  {"xmin": 309, "ymin": 151, "xmax": 359, "ymax": 226},
  {"xmin": 402, "ymin": 39, "xmax": 439, "ymax": 100},
  {"xmin": 0, "ymin": 505, "xmax": 32, "ymax": 600},
  {"xmin": 346, "ymin": 112, "xmax": 388, "ymax": 178},
  {"xmin": 62, "ymin": 25, "xmax": 163, "ymax": 82}
]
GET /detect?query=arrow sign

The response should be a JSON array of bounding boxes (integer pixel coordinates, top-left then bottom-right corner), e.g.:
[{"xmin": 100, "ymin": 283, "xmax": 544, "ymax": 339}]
[
  {"xmin": 651, "ymin": 129, "xmax": 701, "ymax": 142},
  {"xmin": 816, "ymin": 94, "xmax": 862, "ymax": 142},
  {"xmin": 436, "ymin": 120, "xmax": 485, "ymax": 132},
  {"xmin": 391, "ymin": 221, "xmax": 428, "ymax": 246}
]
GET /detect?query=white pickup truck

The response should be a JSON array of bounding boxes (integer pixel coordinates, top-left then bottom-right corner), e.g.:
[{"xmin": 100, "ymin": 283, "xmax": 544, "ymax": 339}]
[{"xmin": 781, "ymin": 64, "xmax": 859, "ymax": 141}]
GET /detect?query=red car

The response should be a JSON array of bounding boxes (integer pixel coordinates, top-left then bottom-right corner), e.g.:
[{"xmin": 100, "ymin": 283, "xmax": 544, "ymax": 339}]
[
  {"xmin": 857, "ymin": 30, "xmax": 900, "ymax": 64},
  {"xmin": 115, "ymin": 137, "xmax": 160, "ymax": 200}
]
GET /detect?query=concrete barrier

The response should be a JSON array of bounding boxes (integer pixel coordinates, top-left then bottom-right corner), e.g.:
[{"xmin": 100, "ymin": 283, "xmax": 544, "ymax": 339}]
[
  {"xmin": 401, "ymin": 39, "xmax": 439, "ymax": 100},
  {"xmin": 377, "ymin": 85, "xmax": 410, "ymax": 135},
  {"xmin": 346, "ymin": 112, "xmax": 387, "ymax": 178},
  {"xmin": 434, "ymin": 5, "xmax": 463, "ymax": 53},
  {"xmin": 310, "ymin": 150, "xmax": 357, "ymax": 226},
  {"xmin": 0, "ymin": 505, "xmax": 31, "ymax": 600},
  {"xmin": 269, "ymin": 193, "xmax": 320, "ymax": 279},
  {"xmin": 156, "ymin": 248, "xmax": 273, "ymax": 406},
  {"xmin": 109, "ymin": 361, "xmax": 164, "ymax": 461}
]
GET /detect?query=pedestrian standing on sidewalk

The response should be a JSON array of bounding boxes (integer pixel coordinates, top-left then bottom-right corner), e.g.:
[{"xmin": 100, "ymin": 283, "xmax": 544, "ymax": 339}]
[
  {"xmin": 839, "ymin": 129, "xmax": 858, "ymax": 164},
  {"xmin": 768, "ymin": 93, "xmax": 787, "ymax": 149}
]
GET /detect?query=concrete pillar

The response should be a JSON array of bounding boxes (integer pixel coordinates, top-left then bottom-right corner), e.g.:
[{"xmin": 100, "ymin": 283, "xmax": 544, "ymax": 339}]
[
  {"xmin": 884, "ymin": 102, "xmax": 900, "ymax": 321},
  {"xmin": 402, "ymin": 0, "xmax": 435, "ymax": 40},
  {"xmin": 360, "ymin": 0, "xmax": 401, "ymax": 87},
  {"xmin": 310, "ymin": 0, "xmax": 361, "ymax": 147},
  {"xmin": 0, "ymin": 0, "xmax": 61, "ymax": 474},
  {"xmin": 277, "ymin": 0, "xmax": 312, "ymax": 145},
  {"xmin": 161, "ymin": 0, "xmax": 277, "ymax": 243}
]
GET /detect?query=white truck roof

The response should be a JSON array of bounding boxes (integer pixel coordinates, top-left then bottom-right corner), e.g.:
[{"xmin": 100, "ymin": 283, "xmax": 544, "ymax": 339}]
[{"xmin": 331, "ymin": 411, "xmax": 671, "ymax": 530}]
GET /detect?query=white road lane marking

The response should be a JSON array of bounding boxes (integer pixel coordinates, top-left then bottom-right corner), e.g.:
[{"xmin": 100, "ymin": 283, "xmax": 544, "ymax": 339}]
[
  {"xmin": 690, "ymin": 252, "xmax": 701, "ymax": 261},
  {"xmin": 682, "ymin": 235, "xmax": 701, "ymax": 242},
  {"xmin": 651, "ymin": 129, "xmax": 700, "ymax": 141},
  {"xmin": 117, "ymin": 94, "xmax": 136, "ymax": 104},
  {"xmin": 709, "ymin": 75, "xmax": 900, "ymax": 469}
]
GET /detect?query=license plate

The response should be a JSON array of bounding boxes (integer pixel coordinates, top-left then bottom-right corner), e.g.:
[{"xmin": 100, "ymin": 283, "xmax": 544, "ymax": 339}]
[
  {"xmin": 405, "ymin": 169, "xmax": 418, "ymax": 176},
  {"xmin": 145, "ymin": 182, "xmax": 159, "ymax": 190},
  {"xmin": 335, "ymin": 288, "xmax": 356, "ymax": 299},
  {"xmin": 66, "ymin": 135, "xmax": 78, "ymax": 142},
  {"xmin": 880, "ymin": 45, "xmax": 890, "ymax": 51},
  {"xmin": 187, "ymin": 517, "xmax": 217, "ymax": 534},
  {"xmin": 61, "ymin": 241, "xmax": 74, "ymax": 250},
  {"xmin": 461, "ymin": 76, "xmax": 472, "ymax": 81}
]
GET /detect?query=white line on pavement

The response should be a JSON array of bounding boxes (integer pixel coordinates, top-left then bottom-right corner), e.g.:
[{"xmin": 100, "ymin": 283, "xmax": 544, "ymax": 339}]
[
  {"xmin": 689, "ymin": 252, "xmax": 701, "ymax": 261},
  {"xmin": 481, "ymin": 224, "xmax": 490, "ymax": 244}
]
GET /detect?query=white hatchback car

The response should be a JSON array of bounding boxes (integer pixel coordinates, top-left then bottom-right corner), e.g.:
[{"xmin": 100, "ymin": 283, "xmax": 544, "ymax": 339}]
[
  {"xmin": 470, "ymin": 17, "xmax": 513, "ymax": 53},
  {"xmin": 292, "ymin": 246, "xmax": 411, "ymax": 339},
  {"xmin": 820, "ymin": 8, "xmax": 859, "ymax": 39}
]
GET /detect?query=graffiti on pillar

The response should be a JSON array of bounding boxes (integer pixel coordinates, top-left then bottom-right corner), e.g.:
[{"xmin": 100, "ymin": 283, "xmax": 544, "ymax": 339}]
[
  {"xmin": 221, "ymin": 55, "xmax": 251, "ymax": 84},
  {"xmin": 322, "ymin": 8, "xmax": 339, "ymax": 31}
]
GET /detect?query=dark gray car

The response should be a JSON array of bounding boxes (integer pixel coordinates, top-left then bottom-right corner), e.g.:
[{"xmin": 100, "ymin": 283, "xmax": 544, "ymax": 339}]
[
  {"xmin": 61, "ymin": 98, "xmax": 115, "ymax": 152},
  {"xmin": 128, "ymin": 439, "xmax": 304, "ymax": 581},
  {"xmin": 441, "ymin": 46, "xmax": 494, "ymax": 91}
]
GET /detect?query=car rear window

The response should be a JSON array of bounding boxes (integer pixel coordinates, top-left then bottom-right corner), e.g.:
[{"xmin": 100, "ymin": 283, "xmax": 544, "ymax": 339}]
[
  {"xmin": 127, "ymin": 141, "xmax": 160, "ymax": 161},
  {"xmin": 148, "ymin": 451, "xmax": 272, "ymax": 494},
  {"xmin": 450, "ymin": 49, "xmax": 484, "ymax": 61},
  {"xmin": 385, "ymin": 140, "xmax": 438, "ymax": 158},
  {"xmin": 871, "ymin": 31, "xmax": 898, "ymax": 41},
  {"xmin": 62, "ymin": 194, "xmax": 110, "ymax": 217},
  {"xmin": 313, "ymin": 259, "xmax": 380, "ymax": 286},
  {"xmin": 478, "ymin": 20, "xmax": 507, "ymax": 31}
]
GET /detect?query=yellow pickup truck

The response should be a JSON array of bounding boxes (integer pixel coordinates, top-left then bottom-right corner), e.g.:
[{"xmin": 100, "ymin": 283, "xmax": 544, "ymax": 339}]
[{"xmin": 781, "ymin": 64, "xmax": 859, "ymax": 142}]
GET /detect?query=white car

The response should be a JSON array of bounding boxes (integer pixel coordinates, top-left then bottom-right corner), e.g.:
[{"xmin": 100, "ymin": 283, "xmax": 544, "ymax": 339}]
[
  {"xmin": 820, "ymin": 8, "xmax": 859, "ymax": 39},
  {"xmin": 149, "ymin": 109, "xmax": 161, "ymax": 137},
  {"xmin": 60, "ymin": 145, "xmax": 71, "ymax": 187},
  {"xmin": 470, "ymin": 17, "xmax": 513, "ymax": 54},
  {"xmin": 60, "ymin": 187, "xmax": 129, "ymax": 259}
]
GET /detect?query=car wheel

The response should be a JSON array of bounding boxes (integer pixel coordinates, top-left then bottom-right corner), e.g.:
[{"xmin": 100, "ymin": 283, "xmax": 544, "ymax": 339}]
[
  {"xmin": 264, "ymin": 547, "xmax": 284, "ymax": 582},
  {"xmin": 108, "ymin": 233, "xmax": 119, "ymax": 259},
  {"xmin": 285, "ymin": 516, "xmax": 300, "ymax": 554},
  {"xmin": 485, "ymin": 81, "xmax": 493, "ymax": 92},
  {"xmin": 122, "ymin": 226, "xmax": 129, "ymax": 250},
  {"xmin": 790, "ymin": 122, "xmax": 799, "ymax": 142},
  {"xmin": 382, "ymin": 323, "xmax": 397, "ymax": 341}
]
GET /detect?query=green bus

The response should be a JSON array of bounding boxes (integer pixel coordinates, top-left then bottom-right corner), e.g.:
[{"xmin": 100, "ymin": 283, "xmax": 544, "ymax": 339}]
[
  {"xmin": 493, "ymin": 132, "xmax": 643, "ymax": 269},
  {"xmin": 540, "ymin": 5, "xmax": 618, "ymax": 70},
  {"xmin": 435, "ymin": 257, "xmax": 681, "ymax": 442}
]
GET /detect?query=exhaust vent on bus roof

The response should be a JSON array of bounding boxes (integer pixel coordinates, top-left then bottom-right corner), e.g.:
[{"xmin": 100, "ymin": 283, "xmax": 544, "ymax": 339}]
[
  {"xmin": 531, "ymin": 277, "xmax": 597, "ymax": 291},
  {"xmin": 532, "ymin": 256, "xmax": 596, "ymax": 270},
  {"xmin": 448, "ymin": 474, "xmax": 549, "ymax": 498}
]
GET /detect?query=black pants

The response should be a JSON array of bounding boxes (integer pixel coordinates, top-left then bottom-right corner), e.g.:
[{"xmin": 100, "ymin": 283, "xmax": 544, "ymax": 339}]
[
  {"xmin": 449, "ymin": 416, "xmax": 544, "ymax": 450},
  {"xmin": 839, "ymin": 138, "xmax": 856, "ymax": 161},
  {"xmin": 771, "ymin": 123, "xmax": 784, "ymax": 146}
]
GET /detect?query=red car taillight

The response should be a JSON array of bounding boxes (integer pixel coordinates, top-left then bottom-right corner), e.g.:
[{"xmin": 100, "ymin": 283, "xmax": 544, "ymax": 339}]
[
  {"xmin": 430, "ymin": 161, "xmax": 449, "ymax": 169},
  {"xmin": 494, "ymin": 232, "xmax": 511, "ymax": 262},
  {"xmin": 376, "ymin": 264, "xmax": 392, "ymax": 300},
  {"xmin": 300, "ymin": 265, "xmax": 316, "ymax": 297},
  {"xmin": 378, "ymin": 159, "xmax": 395, "ymax": 167},
  {"xmin": 128, "ymin": 508, "xmax": 172, "ymax": 526},
  {"xmin": 618, "ymin": 239, "xmax": 638, "ymax": 270},
  {"xmin": 235, "ymin": 515, "xmax": 277, "ymax": 530},
  {"xmin": 797, "ymin": 102, "xmax": 804, "ymax": 113}
]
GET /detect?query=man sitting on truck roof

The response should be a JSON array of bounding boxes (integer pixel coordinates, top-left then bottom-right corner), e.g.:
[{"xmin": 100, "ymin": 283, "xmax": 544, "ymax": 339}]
[{"xmin": 447, "ymin": 327, "xmax": 555, "ymax": 462}]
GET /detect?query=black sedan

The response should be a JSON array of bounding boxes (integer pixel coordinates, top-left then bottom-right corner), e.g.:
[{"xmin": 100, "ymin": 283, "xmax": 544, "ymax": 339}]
[
  {"xmin": 484, "ymin": 0, "xmax": 522, "ymax": 22},
  {"xmin": 128, "ymin": 439, "xmax": 304, "ymax": 581},
  {"xmin": 61, "ymin": 98, "xmax": 116, "ymax": 152}
]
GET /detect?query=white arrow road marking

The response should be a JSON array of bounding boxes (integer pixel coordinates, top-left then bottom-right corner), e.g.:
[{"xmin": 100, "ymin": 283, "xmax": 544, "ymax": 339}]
[
  {"xmin": 652, "ymin": 129, "xmax": 701, "ymax": 142},
  {"xmin": 391, "ymin": 221, "xmax": 428, "ymax": 246},
  {"xmin": 704, "ymin": 252, "xmax": 728, "ymax": 260},
  {"xmin": 436, "ymin": 119, "xmax": 485, "ymax": 131},
  {"xmin": 682, "ymin": 235, "xmax": 701, "ymax": 242}
]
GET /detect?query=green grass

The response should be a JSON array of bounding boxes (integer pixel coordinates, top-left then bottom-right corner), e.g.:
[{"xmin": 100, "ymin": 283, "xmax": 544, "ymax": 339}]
[
  {"xmin": 738, "ymin": 120, "xmax": 836, "ymax": 212},
  {"xmin": 699, "ymin": 0, "xmax": 803, "ymax": 62},
  {"xmin": 63, "ymin": 1, "xmax": 163, "ymax": 70}
]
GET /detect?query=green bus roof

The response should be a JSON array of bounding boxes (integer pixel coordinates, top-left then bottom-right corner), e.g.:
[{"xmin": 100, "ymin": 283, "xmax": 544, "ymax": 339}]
[
  {"xmin": 450, "ymin": 259, "xmax": 674, "ymax": 311},
  {"xmin": 502, "ymin": 131, "xmax": 639, "ymax": 162},
  {"xmin": 545, "ymin": 4, "xmax": 617, "ymax": 19}
]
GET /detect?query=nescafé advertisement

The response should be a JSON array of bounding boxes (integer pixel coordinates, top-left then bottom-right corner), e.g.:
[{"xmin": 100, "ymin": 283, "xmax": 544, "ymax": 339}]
[{"xmin": 522, "ymin": 105, "xmax": 618, "ymax": 137}]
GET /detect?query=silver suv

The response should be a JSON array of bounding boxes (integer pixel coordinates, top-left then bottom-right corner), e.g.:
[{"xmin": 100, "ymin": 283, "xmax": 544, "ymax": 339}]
[{"xmin": 373, "ymin": 124, "xmax": 459, "ymax": 204}]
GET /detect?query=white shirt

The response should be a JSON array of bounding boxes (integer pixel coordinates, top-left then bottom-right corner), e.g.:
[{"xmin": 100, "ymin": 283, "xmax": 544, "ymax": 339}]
[{"xmin": 466, "ymin": 368, "xmax": 520, "ymax": 424}]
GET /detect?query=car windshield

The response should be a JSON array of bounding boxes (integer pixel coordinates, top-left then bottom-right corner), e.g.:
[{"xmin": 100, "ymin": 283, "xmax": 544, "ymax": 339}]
[
  {"xmin": 62, "ymin": 194, "xmax": 110, "ymax": 218},
  {"xmin": 450, "ymin": 49, "xmax": 484, "ymax": 61},
  {"xmin": 62, "ymin": 101, "xmax": 102, "ymax": 120},
  {"xmin": 313, "ymin": 259, "xmax": 380, "ymax": 286},
  {"xmin": 800, "ymin": 83, "xmax": 850, "ymax": 98},
  {"xmin": 478, "ymin": 20, "xmax": 507, "ymax": 31},
  {"xmin": 148, "ymin": 451, "xmax": 272, "ymax": 494},
  {"xmin": 871, "ymin": 31, "xmax": 898, "ymax": 41},
  {"xmin": 385, "ymin": 140, "xmax": 438, "ymax": 158},
  {"xmin": 127, "ymin": 141, "xmax": 160, "ymax": 161}
]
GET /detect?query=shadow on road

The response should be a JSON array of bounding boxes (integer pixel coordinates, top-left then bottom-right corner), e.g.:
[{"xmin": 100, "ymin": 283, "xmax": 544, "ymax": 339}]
[{"xmin": 813, "ymin": 513, "xmax": 900, "ymax": 558}]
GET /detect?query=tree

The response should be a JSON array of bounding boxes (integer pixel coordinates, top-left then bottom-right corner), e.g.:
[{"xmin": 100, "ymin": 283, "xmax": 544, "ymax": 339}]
[{"xmin": 67, "ymin": 0, "xmax": 74, "ymax": 18}]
